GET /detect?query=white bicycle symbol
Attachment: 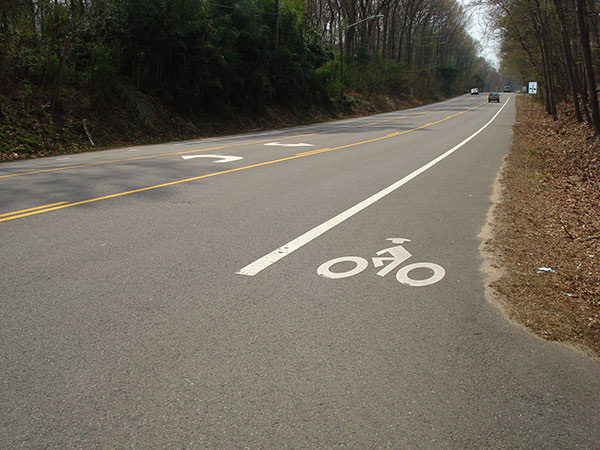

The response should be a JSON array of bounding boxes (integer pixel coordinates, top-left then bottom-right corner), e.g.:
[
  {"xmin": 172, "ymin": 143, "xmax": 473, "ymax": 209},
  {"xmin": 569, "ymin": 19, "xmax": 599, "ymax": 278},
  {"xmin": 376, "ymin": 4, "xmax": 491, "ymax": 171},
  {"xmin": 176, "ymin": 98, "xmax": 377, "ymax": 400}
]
[{"xmin": 317, "ymin": 238, "xmax": 445, "ymax": 287}]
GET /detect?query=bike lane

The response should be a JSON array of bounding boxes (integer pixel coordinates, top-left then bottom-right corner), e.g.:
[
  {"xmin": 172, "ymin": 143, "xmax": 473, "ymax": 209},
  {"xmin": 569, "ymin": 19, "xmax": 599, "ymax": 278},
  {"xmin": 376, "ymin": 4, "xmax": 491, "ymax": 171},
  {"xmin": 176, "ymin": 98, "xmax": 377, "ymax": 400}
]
[
  {"xmin": 229, "ymin": 94, "xmax": 600, "ymax": 447},
  {"xmin": 6, "ymin": 94, "xmax": 598, "ymax": 448}
]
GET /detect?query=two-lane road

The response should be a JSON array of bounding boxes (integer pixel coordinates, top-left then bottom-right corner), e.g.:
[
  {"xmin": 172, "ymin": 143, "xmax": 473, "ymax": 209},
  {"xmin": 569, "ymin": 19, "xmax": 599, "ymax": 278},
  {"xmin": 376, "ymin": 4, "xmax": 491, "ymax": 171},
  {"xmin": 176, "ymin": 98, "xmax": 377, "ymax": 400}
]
[{"xmin": 2, "ymin": 94, "xmax": 599, "ymax": 447}]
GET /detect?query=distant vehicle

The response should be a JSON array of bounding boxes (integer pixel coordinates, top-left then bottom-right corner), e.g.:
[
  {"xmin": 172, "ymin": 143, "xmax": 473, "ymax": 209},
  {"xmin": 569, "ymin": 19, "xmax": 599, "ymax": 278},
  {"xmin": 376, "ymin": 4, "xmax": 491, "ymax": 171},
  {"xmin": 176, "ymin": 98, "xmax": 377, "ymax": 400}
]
[
  {"xmin": 471, "ymin": 88, "xmax": 479, "ymax": 95},
  {"xmin": 488, "ymin": 92, "xmax": 500, "ymax": 102},
  {"xmin": 503, "ymin": 86, "xmax": 511, "ymax": 92}
]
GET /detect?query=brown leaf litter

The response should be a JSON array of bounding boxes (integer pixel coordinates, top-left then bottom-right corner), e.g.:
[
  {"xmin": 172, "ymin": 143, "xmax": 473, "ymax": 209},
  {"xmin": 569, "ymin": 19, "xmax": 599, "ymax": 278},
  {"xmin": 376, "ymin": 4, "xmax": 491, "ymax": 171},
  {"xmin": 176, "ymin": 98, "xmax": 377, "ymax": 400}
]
[{"xmin": 483, "ymin": 95, "xmax": 600, "ymax": 357}]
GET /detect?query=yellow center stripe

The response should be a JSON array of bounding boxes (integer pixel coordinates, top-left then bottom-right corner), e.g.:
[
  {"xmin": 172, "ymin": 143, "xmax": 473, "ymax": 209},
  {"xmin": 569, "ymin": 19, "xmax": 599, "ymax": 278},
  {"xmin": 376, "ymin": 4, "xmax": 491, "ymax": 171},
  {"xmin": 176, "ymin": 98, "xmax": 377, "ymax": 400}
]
[
  {"xmin": 0, "ymin": 114, "xmax": 405, "ymax": 179},
  {"xmin": 0, "ymin": 201, "xmax": 68, "ymax": 218},
  {"xmin": 0, "ymin": 101, "xmax": 487, "ymax": 223},
  {"xmin": 0, "ymin": 146, "xmax": 225, "ymax": 179}
]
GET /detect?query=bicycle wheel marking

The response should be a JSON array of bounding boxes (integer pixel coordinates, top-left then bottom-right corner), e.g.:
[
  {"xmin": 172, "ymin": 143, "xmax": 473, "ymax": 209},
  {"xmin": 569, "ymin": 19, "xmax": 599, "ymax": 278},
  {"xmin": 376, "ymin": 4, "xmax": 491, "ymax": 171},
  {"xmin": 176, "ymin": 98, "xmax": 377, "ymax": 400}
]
[
  {"xmin": 317, "ymin": 257, "xmax": 368, "ymax": 279},
  {"xmin": 396, "ymin": 263, "xmax": 445, "ymax": 287}
]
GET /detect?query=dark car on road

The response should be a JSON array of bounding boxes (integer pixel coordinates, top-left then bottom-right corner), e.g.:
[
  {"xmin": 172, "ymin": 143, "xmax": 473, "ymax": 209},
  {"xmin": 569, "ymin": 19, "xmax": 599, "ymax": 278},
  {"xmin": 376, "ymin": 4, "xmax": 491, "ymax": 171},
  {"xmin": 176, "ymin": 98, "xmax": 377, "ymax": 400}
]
[{"xmin": 488, "ymin": 92, "xmax": 500, "ymax": 103}]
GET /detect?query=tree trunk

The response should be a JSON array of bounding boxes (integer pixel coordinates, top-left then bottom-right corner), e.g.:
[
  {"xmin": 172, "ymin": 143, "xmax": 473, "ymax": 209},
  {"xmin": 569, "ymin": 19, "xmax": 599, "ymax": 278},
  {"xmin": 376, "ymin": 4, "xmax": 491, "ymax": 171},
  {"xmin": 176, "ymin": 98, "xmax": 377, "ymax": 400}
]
[
  {"xmin": 533, "ymin": 19, "xmax": 551, "ymax": 115},
  {"xmin": 29, "ymin": 0, "xmax": 36, "ymax": 33},
  {"xmin": 576, "ymin": 0, "xmax": 600, "ymax": 135},
  {"xmin": 52, "ymin": 45, "xmax": 68, "ymax": 113},
  {"xmin": 532, "ymin": 2, "xmax": 557, "ymax": 119},
  {"xmin": 382, "ymin": 6, "xmax": 388, "ymax": 58},
  {"xmin": 405, "ymin": 17, "xmax": 414, "ymax": 69},
  {"xmin": 587, "ymin": 0, "xmax": 600, "ymax": 48},
  {"xmin": 274, "ymin": 0, "xmax": 279, "ymax": 52},
  {"xmin": 553, "ymin": 0, "xmax": 583, "ymax": 122},
  {"xmin": 273, "ymin": 0, "xmax": 279, "ymax": 96}
]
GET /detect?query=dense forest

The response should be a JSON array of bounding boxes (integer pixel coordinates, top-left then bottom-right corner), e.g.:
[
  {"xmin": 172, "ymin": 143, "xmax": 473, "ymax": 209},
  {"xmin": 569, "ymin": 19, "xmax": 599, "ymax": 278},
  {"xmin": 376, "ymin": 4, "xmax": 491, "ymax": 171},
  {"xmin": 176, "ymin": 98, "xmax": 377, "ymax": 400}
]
[
  {"xmin": 484, "ymin": 0, "xmax": 600, "ymax": 135},
  {"xmin": 1, "ymin": 0, "xmax": 495, "ymax": 158}
]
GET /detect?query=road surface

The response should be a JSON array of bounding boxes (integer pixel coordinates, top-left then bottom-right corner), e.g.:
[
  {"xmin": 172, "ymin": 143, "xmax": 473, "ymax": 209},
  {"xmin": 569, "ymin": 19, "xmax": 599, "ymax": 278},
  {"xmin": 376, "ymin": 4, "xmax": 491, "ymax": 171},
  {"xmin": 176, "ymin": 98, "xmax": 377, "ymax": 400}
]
[{"xmin": 1, "ymin": 94, "xmax": 599, "ymax": 447}]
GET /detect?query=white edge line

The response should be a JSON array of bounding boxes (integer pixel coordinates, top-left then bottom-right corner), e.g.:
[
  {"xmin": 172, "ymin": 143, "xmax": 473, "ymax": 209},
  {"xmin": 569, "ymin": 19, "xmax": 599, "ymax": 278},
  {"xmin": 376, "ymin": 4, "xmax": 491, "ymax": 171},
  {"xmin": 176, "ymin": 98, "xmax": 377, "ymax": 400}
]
[{"xmin": 237, "ymin": 98, "xmax": 510, "ymax": 276}]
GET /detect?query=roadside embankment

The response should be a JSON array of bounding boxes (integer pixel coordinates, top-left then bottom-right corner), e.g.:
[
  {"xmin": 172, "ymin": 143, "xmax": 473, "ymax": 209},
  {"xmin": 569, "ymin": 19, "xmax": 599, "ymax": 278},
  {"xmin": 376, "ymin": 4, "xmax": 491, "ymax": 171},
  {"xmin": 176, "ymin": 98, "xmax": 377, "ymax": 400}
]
[
  {"xmin": 484, "ymin": 95, "xmax": 600, "ymax": 356},
  {"xmin": 0, "ymin": 89, "xmax": 421, "ymax": 162}
]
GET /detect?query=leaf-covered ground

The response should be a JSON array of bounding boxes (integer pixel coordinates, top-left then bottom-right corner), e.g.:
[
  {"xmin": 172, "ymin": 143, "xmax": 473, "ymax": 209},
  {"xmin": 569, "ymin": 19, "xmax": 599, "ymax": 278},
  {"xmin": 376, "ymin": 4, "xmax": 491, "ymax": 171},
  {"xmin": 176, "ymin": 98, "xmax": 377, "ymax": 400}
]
[{"xmin": 486, "ymin": 95, "xmax": 600, "ymax": 357}]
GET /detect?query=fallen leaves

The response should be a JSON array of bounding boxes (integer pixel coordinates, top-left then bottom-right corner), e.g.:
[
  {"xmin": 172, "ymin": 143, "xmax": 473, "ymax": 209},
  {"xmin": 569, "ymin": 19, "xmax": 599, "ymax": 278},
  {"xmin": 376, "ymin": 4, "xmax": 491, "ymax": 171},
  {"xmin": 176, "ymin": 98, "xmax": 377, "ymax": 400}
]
[{"xmin": 490, "ymin": 95, "xmax": 600, "ymax": 356}]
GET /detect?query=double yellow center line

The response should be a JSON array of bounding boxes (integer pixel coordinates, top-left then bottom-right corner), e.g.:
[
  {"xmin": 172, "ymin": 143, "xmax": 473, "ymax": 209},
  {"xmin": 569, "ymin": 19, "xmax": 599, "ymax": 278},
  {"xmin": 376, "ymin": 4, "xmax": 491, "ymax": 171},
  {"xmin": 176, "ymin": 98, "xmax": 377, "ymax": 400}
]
[
  {"xmin": 0, "ymin": 101, "xmax": 487, "ymax": 223},
  {"xmin": 0, "ymin": 115, "xmax": 405, "ymax": 180},
  {"xmin": 0, "ymin": 146, "xmax": 225, "ymax": 179},
  {"xmin": 0, "ymin": 202, "xmax": 68, "ymax": 219}
]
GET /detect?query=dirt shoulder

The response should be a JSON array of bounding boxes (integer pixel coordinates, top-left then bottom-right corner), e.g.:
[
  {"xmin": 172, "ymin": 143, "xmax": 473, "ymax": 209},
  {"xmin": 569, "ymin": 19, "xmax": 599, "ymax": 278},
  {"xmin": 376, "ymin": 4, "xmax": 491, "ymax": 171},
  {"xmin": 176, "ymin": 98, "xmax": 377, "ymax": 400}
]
[{"xmin": 484, "ymin": 95, "xmax": 600, "ymax": 356}]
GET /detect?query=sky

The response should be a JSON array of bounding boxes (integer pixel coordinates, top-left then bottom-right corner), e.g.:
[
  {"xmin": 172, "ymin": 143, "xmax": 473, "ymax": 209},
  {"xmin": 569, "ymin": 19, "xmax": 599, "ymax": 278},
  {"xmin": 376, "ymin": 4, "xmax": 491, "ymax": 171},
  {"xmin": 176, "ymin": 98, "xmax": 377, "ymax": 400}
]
[{"xmin": 458, "ymin": 0, "xmax": 500, "ymax": 68}]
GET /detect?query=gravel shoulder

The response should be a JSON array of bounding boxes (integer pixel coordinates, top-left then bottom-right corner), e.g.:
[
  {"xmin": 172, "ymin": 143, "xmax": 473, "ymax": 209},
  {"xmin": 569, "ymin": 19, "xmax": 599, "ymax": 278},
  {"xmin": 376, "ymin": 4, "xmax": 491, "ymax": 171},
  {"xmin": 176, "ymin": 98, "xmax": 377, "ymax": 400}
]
[{"xmin": 483, "ymin": 95, "xmax": 600, "ymax": 357}]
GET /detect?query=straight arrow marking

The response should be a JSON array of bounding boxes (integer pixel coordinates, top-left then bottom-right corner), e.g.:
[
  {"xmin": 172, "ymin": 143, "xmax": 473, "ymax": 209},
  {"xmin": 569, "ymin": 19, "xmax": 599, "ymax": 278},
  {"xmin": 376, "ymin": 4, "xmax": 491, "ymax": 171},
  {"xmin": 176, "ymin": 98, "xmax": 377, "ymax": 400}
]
[
  {"xmin": 181, "ymin": 154, "xmax": 243, "ymax": 163},
  {"xmin": 264, "ymin": 142, "xmax": 314, "ymax": 147}
]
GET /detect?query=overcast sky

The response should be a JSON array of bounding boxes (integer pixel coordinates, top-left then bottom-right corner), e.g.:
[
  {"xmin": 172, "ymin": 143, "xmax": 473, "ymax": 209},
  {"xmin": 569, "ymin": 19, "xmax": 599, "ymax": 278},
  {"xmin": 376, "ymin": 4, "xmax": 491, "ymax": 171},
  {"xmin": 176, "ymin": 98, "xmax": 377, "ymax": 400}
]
[{"xmin": 458, "ymin": 0, "xmax": 500, "ymax": 67}]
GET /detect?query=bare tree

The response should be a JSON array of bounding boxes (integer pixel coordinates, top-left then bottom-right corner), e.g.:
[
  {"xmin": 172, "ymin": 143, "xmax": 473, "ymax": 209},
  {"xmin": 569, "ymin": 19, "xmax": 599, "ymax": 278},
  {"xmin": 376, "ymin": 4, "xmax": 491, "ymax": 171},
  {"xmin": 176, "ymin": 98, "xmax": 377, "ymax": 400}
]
[{"xmin": 575, "ymin": 0, "xmax": 600, "ymax": 135}]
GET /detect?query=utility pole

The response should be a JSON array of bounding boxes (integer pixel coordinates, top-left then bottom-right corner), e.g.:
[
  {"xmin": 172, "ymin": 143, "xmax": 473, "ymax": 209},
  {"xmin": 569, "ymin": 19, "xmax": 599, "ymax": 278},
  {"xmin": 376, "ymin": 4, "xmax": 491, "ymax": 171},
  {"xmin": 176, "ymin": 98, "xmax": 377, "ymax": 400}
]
[
  {"xmin": 435, "ymin": 35, "xmax": 440, "ymax": 81},
  {"xmin": 339, "ymin": 18, "xmax": 345, "ymax": 103},
  {"xmin": 338, "ymin": 15, "xmax": 384, "ymax": 103},
  {"xmin": 274, "ymin": 0, "xmax": 280, "ymax": 97},
  {"xmin": 274, "ymin": 0, "xmax": 279, "ymax": 52}
]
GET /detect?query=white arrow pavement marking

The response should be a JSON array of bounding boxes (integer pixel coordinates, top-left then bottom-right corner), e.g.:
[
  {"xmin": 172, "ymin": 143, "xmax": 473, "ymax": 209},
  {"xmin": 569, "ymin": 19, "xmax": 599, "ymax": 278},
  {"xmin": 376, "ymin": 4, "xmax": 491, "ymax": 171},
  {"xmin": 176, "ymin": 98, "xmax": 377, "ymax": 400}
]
[
  {"xmin": 264, "ymin": 142, "xmax": 314, "ymax": 147},
  {"xmin": 237, "ymin": 97, "xmax": 511, "ymax": 276},
  {"xmin": 181, "ymin": 154, "xmax": 243, "ymax": 163}
]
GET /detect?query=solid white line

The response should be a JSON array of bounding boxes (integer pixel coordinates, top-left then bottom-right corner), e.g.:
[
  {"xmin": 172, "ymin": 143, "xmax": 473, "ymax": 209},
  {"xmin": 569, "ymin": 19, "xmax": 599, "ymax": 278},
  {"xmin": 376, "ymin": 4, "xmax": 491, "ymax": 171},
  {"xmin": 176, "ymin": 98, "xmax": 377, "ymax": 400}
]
[{"xmin": 237, "ymin": 98, "xmax": 511, "ymax": 276}]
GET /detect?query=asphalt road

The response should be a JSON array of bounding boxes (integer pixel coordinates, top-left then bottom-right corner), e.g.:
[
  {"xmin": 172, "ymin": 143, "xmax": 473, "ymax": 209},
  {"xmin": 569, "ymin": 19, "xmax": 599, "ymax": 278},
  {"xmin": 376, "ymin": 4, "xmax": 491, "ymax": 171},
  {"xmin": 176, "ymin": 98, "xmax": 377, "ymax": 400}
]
[{"xmin": 2, "ymin": 94, "xmax": 599, "ymax": 448}]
